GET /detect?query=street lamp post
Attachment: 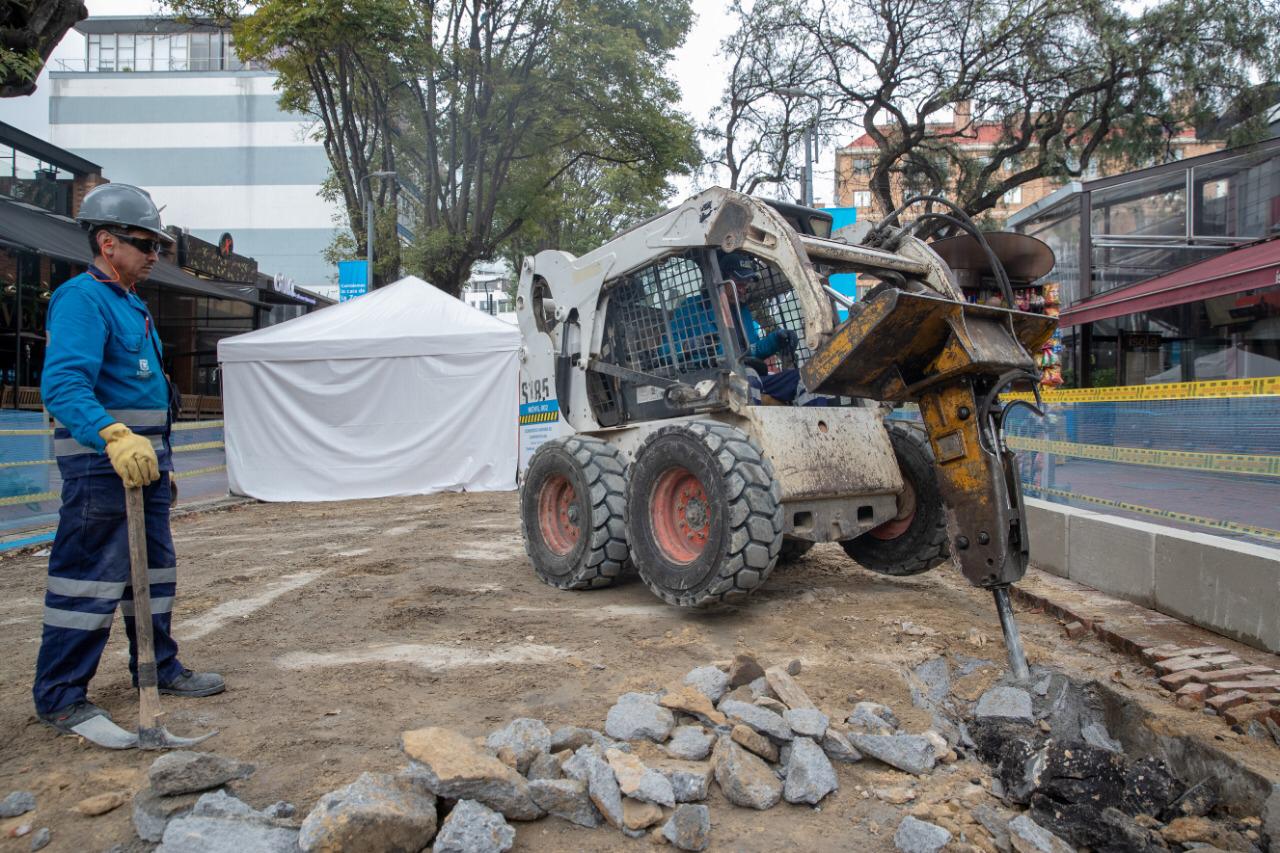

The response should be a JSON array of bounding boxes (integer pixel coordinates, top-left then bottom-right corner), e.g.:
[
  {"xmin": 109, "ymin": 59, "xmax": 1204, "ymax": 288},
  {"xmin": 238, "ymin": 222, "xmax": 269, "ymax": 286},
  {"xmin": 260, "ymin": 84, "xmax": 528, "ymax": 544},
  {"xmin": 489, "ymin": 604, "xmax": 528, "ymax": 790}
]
[
  {"xmin": 777, "ymin": 87, "xmax": 821, "ymax": 207},
  {"xmin": 360, "ymin": 170, "xmax": 397, "ymax": 289}
]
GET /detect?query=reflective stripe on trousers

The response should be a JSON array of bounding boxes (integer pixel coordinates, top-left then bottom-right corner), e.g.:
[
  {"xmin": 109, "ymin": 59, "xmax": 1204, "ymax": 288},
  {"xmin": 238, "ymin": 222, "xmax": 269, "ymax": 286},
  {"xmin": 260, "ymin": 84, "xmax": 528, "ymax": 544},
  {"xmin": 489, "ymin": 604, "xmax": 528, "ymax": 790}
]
[{"xmin": 32, "ymin": 472, "xmax": 184, "ymax": 714}]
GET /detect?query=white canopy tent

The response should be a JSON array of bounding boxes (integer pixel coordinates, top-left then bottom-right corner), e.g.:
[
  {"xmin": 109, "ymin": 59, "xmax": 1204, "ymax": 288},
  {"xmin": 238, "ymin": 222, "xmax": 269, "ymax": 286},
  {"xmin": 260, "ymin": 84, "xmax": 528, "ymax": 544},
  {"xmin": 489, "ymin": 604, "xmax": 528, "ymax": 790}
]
[{"xmin": 218, "ymin": 275, "xmax": 521, "ymax": 501}]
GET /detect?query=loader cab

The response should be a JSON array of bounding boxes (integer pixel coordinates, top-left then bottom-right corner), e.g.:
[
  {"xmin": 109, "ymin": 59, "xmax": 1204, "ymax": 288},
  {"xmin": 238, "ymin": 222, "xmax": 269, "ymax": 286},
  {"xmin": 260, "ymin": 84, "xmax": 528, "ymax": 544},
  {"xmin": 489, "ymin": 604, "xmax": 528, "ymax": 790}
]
[{"xmin": 587, "ymin": 246, "xmax": 812, "ymax": 427}]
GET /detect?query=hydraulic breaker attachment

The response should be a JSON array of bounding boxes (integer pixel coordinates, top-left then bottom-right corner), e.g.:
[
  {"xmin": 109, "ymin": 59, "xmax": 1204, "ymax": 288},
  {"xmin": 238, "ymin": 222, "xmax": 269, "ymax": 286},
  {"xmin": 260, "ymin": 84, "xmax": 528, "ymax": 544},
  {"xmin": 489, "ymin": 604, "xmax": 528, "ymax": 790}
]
[{"xmin": 804, "ymin": 287, "xmax": 1055, "ymax": 678}]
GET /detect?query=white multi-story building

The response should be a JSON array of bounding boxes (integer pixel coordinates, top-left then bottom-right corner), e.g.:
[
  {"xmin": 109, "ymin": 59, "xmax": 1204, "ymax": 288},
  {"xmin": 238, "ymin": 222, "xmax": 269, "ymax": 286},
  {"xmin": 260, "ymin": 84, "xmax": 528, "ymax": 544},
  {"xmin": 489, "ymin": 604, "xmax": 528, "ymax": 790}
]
[
  {"xmin": 48, "ymin": 16, "xmax": 341, "ymax": 291},
  {"xmin": 462, "ymin": 260, "xmax": 516, "ymax": 324}
]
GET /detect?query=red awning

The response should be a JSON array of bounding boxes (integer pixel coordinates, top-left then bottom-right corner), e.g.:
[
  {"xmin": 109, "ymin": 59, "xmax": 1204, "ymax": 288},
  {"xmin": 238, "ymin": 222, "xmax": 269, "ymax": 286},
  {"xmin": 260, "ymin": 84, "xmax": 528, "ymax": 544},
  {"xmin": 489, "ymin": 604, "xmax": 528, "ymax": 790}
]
[{"xmin": 1060, "ymin": 237, "xmax": 1280, "ymax": 327}]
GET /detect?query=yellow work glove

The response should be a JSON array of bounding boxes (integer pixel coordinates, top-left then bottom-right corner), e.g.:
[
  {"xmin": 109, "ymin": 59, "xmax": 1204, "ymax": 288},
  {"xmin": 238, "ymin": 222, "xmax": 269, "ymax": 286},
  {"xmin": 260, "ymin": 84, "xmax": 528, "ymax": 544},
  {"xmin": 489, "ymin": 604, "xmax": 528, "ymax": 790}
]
[{"xmin": 99, "ymin": 423, "xmax": 159, "ymax": 488}]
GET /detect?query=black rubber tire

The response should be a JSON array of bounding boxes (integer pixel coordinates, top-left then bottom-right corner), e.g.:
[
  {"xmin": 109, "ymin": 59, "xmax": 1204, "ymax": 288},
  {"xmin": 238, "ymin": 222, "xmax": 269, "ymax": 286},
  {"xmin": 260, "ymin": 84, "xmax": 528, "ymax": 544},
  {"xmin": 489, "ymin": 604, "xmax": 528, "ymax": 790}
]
[
  {"xmin": 521, "ymin": 436, "xmax": 629, "ymax": 590},
  {"xmin": 775, "ymin": 536, "xmax": 815, "ymax": 567},
  {"xmin": 625, "ymin": 420, "xmax": 783, "ymax": 607},
  {"xmin": 841, "ymin": 421, "xmax": 950, "ymax": 576}
]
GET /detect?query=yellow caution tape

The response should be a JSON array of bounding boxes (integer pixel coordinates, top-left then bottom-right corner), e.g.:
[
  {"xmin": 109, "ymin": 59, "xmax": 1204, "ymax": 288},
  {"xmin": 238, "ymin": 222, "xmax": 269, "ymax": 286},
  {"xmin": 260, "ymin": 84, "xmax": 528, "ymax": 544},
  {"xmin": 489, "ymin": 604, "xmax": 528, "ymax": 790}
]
[
  {"xmin": 173, "ymin": 464, "xmax": 226, "ymax": 480},
  {"xmin": 1025, "ymin": 485, "xmax": 1280, "ymax": 542},
  {"xmin": 1007, "ymin": 375, "xmax": 1280, "ymax": 404},
  {"xmin": 173, "ymin": 441, "xmax": 225, "ymax": 453},
  {"xmin": 519, "ymin": 411, "xmax": 560, "ymax": 424},
  {"xmin": 1006, "ymin": 436, "xmax": 1280, "ymax": 477}
]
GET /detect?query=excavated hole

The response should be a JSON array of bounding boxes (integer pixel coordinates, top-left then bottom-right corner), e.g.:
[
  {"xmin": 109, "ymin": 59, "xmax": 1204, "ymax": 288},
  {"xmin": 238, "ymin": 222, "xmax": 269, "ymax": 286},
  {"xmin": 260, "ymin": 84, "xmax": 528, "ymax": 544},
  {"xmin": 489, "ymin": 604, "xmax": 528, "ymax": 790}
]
[{"xmin": 958, "ymin": 669, "xmax": 1275, "ymax": 852}]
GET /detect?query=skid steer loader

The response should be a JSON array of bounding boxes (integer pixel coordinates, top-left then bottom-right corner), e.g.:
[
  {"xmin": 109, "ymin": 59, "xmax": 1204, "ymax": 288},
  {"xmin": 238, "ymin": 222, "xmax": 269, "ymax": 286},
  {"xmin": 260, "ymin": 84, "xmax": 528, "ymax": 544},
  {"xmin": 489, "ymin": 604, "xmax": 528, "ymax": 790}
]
[{"xmin": 515, "ymin": 187, "xmax": 1055, "ymax": 677}]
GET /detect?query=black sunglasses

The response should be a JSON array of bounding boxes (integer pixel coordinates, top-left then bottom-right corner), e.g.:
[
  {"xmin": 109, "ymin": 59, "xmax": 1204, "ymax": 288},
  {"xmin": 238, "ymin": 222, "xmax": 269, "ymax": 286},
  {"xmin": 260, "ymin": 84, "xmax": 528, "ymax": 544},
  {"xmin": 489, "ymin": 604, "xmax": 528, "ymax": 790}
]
[{"xmin": 107, "ymin": 231, "xmax": 167, "ymax": 256}]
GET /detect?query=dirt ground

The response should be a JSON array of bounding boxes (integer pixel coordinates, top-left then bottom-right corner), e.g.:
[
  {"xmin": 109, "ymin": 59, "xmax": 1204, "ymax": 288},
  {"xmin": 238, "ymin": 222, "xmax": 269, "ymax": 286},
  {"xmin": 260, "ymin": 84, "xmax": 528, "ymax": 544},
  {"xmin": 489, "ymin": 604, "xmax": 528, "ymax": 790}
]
[{"xmin": 0, "ymin": 491, "xmax": 1274, "ymax": 852}]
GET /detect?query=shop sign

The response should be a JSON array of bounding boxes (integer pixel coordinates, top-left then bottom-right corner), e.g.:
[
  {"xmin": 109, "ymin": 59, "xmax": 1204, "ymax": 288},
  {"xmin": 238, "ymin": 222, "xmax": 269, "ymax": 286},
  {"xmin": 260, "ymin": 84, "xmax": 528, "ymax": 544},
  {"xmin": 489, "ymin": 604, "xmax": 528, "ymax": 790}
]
[{"xmin": 178, "ymin": 231, "xmax": 257, "ymax": 283}]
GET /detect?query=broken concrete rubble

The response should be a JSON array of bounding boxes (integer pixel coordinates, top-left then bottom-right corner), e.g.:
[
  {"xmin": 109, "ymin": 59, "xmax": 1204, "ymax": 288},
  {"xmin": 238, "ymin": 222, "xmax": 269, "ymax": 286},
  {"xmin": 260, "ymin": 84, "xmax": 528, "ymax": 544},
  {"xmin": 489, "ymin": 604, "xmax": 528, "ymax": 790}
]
[
  {"xmin": 665, "ymin": 725, "xmax": 715, "ymax": 761},
  {"xmin": 847, "ymin": 701, "xmax": 898, "ymax": 733},
  {"xmin": 893, "ymin": 815, "xmax": 951, "ymax": 853},
  {"xmin": 683, "ymin": 665, "xmax": 730, "ymax": 702},
  {"xmin": 604, "ymin": 692, "xmax": 675, "ymax": 742},
  {"xmin": 431, "ymin": 800, "xmax": 514, "ymax": 853},
  {"xmin": 718, "ymin": 699, "xmax": 793, "ymax": 743},
  {"xmin": 1007, "ymin": 813, "xmax": 1072, "ymax": 853},
  {"xmin": 298, "ymin": 772, "xmax": 437, "ymax": 853},
  {"xmin": 975, "ymin": 686, "xmax": 1034, "ymax": 723},
  {"xmin": 847, "ymin": 733, "xmax": 937, "ymax": 776},
  {"xmin": 650, "ymin": 759, "xmax": 713, "ymax": 803},
  {"xmin": 528, "ymin": 778, "xmax": 601, "ymax": 828},
  {"xmin": 662, "ymin": 803, "xmax": 710, "ymax": 852},
  {"xmin": 711, "ymin": 737, "xmax": 782, "ymax": 810},
  {"xmin": 149, "ymin": 751, "xmax": 255, "ymax": 796},
  {"xmin": 605, "ymin": 749, "xmax": 675, "ymax": 807},
  {"xmin": 783, "ymin": 708, "xmax": 829, "ymax": 739},
  {"xmin": 782, "ymin": 737, "xmax": 838, "ymax": 805},
  {"xmin": 401, "ymin": 727, "xmax": 541, "ymax": 820},
  {"xmin": 484, "ymin": 718, "xmax": 551, "ymax": 775}
]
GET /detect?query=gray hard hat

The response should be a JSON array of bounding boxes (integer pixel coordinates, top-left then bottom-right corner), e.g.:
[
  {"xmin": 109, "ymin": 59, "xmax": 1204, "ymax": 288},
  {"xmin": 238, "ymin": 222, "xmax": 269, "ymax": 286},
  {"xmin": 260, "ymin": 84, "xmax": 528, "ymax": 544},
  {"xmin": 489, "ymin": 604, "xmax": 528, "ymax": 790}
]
[{"xmin": 77, "ymin": 183, "xmax": 175, "ymax": 243}]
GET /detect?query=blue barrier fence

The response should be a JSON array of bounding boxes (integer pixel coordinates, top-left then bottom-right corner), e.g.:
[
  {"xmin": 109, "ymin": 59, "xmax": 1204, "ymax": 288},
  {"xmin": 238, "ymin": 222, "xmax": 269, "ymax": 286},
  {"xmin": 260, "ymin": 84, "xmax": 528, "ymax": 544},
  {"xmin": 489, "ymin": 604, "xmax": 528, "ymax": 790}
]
[
  {"xmin": 889, "ymin": 396, "xmax": 1280, "ymax": 547},
  {"xmin": 0, "ymin": 414, "xmax": 227, "ymax": 541}
]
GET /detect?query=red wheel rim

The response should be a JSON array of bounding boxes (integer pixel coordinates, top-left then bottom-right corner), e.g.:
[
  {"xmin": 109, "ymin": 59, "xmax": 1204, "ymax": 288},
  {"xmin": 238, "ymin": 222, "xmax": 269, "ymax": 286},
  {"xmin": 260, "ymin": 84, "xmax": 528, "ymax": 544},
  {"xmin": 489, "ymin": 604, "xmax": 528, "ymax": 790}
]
[
  {"xmin": 650, "ymin": 467, "xmax": 711, "ymax": 564},
  {"xmin": 869, "ymin": 477, "xmax": 917, "ymax": 540},
  {"xmin": 538, "ymin": 474, "xmax": 580, "ymax": 555}
]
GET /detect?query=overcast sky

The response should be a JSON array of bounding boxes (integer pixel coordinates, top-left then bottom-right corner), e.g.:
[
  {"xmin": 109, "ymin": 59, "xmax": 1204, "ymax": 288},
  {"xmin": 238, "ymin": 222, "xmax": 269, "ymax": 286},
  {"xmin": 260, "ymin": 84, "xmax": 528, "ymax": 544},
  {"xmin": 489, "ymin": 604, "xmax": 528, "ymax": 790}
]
[{"xmin": 0, "ymin": 0, "xmax": 834, "ymax": 205}]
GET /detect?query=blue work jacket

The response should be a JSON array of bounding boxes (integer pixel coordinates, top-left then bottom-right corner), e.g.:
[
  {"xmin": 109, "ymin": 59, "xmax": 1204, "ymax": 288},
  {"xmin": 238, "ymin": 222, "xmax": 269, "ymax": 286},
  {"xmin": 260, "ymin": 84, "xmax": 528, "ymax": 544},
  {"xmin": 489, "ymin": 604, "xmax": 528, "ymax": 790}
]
[
  {"xmin": 42, "ymin": 267, "xmax": 173, "ymax": 479},
  {"xmin": 664, "ymin": 292, "xmax": 780, "ymax": 368}
]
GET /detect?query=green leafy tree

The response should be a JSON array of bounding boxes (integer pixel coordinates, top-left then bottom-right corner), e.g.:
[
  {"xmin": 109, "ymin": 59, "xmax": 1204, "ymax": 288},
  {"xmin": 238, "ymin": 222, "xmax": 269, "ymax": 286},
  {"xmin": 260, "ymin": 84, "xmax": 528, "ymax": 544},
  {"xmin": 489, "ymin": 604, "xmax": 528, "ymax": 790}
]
[
  {"xmin": 0, "ymin": 1, "xmax": 87, "ymax": 97},
  {"xmin": 705, "ymin": 0, "xmax": 1280, "ymax": 227},
  {"xmin": 167, "ymin": 0, "xmax": 697, "ymax": 294}
]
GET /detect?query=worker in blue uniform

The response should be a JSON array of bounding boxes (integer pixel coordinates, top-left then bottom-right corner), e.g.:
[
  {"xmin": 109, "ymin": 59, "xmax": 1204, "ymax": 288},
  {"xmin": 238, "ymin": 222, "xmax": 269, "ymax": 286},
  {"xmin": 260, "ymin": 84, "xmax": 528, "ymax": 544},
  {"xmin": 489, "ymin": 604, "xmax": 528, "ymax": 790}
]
[
  {"xmin": 33, "ymin": 183, "xmax": 224, "ymax": 737},
  {"xmin": 668, "ymin": 252, "xmax": 803, "ymax": 402}
]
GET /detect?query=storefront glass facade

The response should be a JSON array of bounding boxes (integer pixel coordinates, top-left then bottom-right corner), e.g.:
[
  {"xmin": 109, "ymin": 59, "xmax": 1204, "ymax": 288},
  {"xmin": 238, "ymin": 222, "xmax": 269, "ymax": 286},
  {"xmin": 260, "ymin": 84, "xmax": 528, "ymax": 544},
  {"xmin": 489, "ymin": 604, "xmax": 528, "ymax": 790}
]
[{"xmin": 1011, "ymin": 139, "xmax": 1280, "ymax": 386}]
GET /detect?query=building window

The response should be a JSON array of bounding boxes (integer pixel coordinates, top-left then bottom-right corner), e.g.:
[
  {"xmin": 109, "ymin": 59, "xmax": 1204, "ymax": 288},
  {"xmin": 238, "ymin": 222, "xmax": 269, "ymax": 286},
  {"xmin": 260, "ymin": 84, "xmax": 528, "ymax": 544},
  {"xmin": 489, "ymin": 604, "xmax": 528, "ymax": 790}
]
[
  {"xmin": 1002, "ymin": 186, "xmax": 1022, "ymax": 206},
  {"xmin": 853, "ymin": 191, "xmax": 872, "ymax": 208},
  {"xmin": 852, "ymin": 159, "xmax": 871, "ymax": 174}
]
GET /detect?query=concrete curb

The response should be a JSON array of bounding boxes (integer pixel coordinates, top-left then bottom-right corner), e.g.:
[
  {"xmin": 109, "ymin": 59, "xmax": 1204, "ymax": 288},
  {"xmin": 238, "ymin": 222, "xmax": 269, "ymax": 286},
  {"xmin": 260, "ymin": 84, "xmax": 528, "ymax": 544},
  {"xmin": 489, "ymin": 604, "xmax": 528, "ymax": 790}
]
[{"xmin": 1026, "ymin": 497, "xmax": 1280, "ymax": 654}]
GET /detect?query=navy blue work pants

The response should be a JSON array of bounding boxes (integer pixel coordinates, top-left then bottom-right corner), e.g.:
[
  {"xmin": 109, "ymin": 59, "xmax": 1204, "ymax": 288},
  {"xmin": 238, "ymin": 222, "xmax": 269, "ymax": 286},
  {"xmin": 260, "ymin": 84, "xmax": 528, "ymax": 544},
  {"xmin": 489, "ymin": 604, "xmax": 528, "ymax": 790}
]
[{"xmin": 33, "ymin": 473, "xmax": 183, "ymax": 715}]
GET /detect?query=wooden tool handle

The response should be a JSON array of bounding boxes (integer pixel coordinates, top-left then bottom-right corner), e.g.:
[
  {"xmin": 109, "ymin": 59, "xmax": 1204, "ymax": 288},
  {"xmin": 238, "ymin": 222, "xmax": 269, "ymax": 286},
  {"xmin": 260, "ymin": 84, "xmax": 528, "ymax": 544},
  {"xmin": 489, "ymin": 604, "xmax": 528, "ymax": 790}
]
[{"xmin": 125, "ymin": 485, "xmax": 164, "ymax": 732}]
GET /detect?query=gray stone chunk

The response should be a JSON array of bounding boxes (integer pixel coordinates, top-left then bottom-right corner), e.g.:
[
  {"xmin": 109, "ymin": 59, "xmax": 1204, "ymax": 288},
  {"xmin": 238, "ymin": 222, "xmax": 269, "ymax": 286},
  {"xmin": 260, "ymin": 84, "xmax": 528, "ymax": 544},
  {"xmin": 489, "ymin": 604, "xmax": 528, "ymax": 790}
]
[
  {"xmin": 783, "ymin": 737, "xmax": 838, "ymax": 805},
  {"xmin": 133, "ymin": 787, "xmax": 202, "ymax": 843},
  {"xmin": 401, "ymin": 728, "xmax": 540, "ymax": 821},
  {"xmin": 651, "ymin": 759, "xmax": 713, "ymax": 803},
  {"xmin": 894, "ymin": 816, "xmax": 951, "ymax": 853},
  {"xmin": 1080, "ymin": 721, "xmax": 1122, "ymax": 753},
  {"xmin": 746, "ymin": 676, "xmax": 775, "ymax": 700},
  {"xmin": 604, "ymin": 693, "xmax": 675, "ymax": 742},
  {"xmin": 27, "ymin": 827, "xmax": 50, "ymax": 852},
  {"xmin": 1007, "ymin": 813, "xmax": 1073, "ymax": 853},
  {"xmin": 847, "ymin": 702, "xmax": 898, "ymax": 733},
  {"xmin": 565, "ymin": 746, "xmax": 623, "ymax": 828},
  {"xmin": 712, "ymin": 738, "xmax": 782, "ymax": 810},
  {"xmin": 665, "ymin": 725, "xmax": 714, "ymax": 761},
  {"xmin": 157, "ymin": 816, "xmax": 300, "ymax": 853},
  {"xmin": 432, "ymin": 800, "xmax": 515, "ymax": 853},
  {"xmin": 909, "ymin": 658, "xmax": 952, "ymax": 710},
  {"xmin": 847, "ymin": 733, "xmax": 937, "ymax": 776},
  {"xmin": 0, "ymin": 791, "xmax": 35, "ymax": 819},
  {"xmin": 299, "ymin": 771, "xmax": 437, "ymax": 853},
  {"xmin": 190, "ymin": 790, "xmax": 261, "ymax": 821},
  {"xmin": 783, "ymin": 708, "xmax": 829, "ymax": 740},
  {"xmin": 528, "ymin": 779, "xmax": 601, "ymax": 828},
  {"xmin": 972, "ymin": 804, "xmax": 1013, "ymax": 853},
  {"xmin": 683, "ymin": 666, "xmax": 730, "ymax": 703},
  {"xmin": 976, "ymin": 687, "xmax": 1034, "ymax": 723},
  {"xmin": 662, "ymin": 804, "xmax": 711, "ymax": 851},
  {"xmin": 821, "ymin": 728, "xmax": 862, "ymax": 763},
  {"xmin": 526, "ymin": 752, "xmax": 563, "ymax": 781},
  {"xmin": 149, "ymin": 751, "xmax": 255, "ymax": 796},
  {"xmin": 485, "ymin": 718, "xmax": 551, "ymax": 775},
  {"xmin": 262, "ymin": 802, "xmax": 296, "ymax": 819},
  {"xmin": 719, "ymin": 699, "xmax": 793, "ymax": 743},
  {"xmin": 549, "ymin": 726, "xmax": 597, "ymax": 753}
]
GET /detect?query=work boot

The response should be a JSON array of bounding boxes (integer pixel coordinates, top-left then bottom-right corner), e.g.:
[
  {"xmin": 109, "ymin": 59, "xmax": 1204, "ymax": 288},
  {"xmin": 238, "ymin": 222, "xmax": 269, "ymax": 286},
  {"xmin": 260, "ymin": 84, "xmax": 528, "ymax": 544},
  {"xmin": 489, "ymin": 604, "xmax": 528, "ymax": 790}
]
[
  {"xmin": 159, "ymin": 669, "xmax": 225, "ymax": 698},
  {"xmin": 38, "ymin": 700, "xmax": 111, "ymax": 735}
]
